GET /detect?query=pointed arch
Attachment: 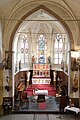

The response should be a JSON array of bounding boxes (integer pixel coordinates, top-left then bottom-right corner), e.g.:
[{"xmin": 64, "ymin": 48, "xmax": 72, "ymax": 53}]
[{"xmin": 9, "ymin": 5, "xmax": 73, "ymax": 52}]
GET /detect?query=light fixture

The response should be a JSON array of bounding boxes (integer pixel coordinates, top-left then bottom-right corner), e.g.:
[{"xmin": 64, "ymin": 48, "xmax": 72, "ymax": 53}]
[{"xmin": 75, "ymin": 45, "xmax": 80, "ymax": 51}]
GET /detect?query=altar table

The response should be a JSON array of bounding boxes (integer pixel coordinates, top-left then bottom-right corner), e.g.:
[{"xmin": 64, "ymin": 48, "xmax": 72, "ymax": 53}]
[{"xmin": 35, "ymin": 90, "xmax": 48, "ymax": 96}]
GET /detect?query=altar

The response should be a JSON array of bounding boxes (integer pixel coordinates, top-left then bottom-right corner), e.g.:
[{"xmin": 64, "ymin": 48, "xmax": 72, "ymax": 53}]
[
  {"xmin": 32, "ymin": 64, "xmax": 51, "ymax": 84},
  {"xmin": 35, "ymin": 90, "xmax": 48, "ymax": 96},
  {"xmin": 32, "ymin": 77, "xmax": 51, "ymax": 84}
]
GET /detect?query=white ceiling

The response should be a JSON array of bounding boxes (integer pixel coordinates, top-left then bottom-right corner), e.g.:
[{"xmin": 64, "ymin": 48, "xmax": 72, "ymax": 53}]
[
  {"xmin": 0, "ymin": 0, "xmax": 80, "ymax": 46},
  {"xmin": 0, "ymin": 0, "xmax": 80, "ymax": 19},
  {"xmin": 17, "ymin": 9, "xmax": 65, "ymax": 35}
]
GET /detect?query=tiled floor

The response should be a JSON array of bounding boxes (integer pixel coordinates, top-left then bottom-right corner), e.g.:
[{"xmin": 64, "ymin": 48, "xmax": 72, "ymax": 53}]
[
  {"xmin": 0, "ymin": 114, "xmax": 80, "ymax": 120},
  {"xmin": 14, "ymin": 96, "xmax": 59, "ymax": 112}
]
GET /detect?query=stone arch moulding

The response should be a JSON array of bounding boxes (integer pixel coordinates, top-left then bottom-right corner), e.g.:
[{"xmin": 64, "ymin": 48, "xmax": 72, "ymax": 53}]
[{"xmin": 9, "ymin": 4, "xmax": 73, "ymax": 52}]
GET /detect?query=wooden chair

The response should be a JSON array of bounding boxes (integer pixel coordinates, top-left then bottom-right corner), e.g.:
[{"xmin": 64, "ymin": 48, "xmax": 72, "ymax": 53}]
[
  {"xmin": 20, "ymin": 92, "xmax": 29, "ymax": 109},
  {"xmin": 59, "ymin": 96, "xmax": 67, "ymax": 112}
]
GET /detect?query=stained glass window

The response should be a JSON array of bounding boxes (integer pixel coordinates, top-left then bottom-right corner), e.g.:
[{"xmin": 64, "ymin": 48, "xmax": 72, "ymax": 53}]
[{"xmin": 36, "ymin": 34, "xmax": 47, "ymax": 64}]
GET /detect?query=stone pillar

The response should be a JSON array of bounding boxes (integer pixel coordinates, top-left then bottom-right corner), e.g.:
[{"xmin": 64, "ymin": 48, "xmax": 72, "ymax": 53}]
[
  {"xmin": 79, "ymin": 68, "xmax": 80, "ymax": 107},
  {"xmin": 0, "ymin": 64, "xmax": 3, "ymax": 115},
  {"xmin": 68, "ymin": 51, "xmax": 71, "ymax": 96}
]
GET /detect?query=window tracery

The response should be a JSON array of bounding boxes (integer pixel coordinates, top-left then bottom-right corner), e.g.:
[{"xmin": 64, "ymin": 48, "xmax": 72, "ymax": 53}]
[
  {"xmin": 54, "ymin": 34, "xmax": 63, "ymax": 64},
  {"xmin": 17, "ymin": 34, "xmax": 29, "ymax": 66},
  {"xmin": 36, "ymin": 34, "xmax": 47, "ymax": 64}
]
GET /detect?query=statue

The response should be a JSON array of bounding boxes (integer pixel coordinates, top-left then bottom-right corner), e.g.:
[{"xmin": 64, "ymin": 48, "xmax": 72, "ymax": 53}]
[
  {"xmin": 32, "ymin": 55, "xmax": 35, "ymax": 67},
  {"xmin": 48, "ymin": 56, "xmax": 51, "ymax": 64},
  {"xmin": 64, "ymin": 61, "xmax": 68, "ymax": 73},
  {"xmin": 72, "ymin": 74, "xmax": 78, "ymax": 92},
  {"xmin": 61, "ymin": 60, "xmax": 64, "ymax": 70},
  {"xmin": 32, "ymin": 55, "xmax": 35, "ymax": 63},
  {"xmin": 19, "ymin": 60, "xmax": 22, "ymax": 71}
]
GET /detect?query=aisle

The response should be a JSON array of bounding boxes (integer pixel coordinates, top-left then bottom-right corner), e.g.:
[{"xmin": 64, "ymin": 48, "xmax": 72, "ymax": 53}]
[
  {"xmin": 1, "ymin": 114, "xmax": 79, "ymax": 120},
  {"xmin": 33, "ymin": 114, "xmax": 49, "ymax": 120}
]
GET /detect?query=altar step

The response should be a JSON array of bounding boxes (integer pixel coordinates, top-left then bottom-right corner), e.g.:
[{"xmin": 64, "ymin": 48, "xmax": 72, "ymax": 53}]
[{"xmin": 25, "ymin": 84, "xmax": 56, "ymax": 96}]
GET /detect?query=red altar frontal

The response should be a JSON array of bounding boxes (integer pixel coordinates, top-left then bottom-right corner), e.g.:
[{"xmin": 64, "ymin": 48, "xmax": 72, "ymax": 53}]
[{"xmin": 32, "ymin": 64, "xmax": 51, "ymax": 84}]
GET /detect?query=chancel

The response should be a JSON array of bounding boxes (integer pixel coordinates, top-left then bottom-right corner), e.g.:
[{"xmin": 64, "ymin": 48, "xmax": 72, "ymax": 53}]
[{"xmin": 0, "ymin": 0, "xmax": 80, "ymax": 117}]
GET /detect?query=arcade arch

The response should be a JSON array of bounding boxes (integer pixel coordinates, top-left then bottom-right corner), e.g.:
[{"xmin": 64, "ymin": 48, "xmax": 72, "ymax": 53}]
[
  {"xmin": 12, "ymin": 8, "xmax": 70, "ymax": 99},
  {"xmin": 3, "ymin": 4, "xmax": 76, "ymax": 110}
]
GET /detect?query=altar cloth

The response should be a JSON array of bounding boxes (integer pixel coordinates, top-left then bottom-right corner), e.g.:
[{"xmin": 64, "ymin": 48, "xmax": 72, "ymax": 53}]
[{"xmin": 35, "ymin": 90, "xmax": 48, "ymax": 96}]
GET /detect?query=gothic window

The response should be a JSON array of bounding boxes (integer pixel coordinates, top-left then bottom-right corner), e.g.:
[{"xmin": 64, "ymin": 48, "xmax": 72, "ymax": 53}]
[
  {"xmin": 18, "ymin": 34, "xmax": 29, "ymax": 65},
  {"xmin": 54, "ymin": 34, "xmax": 63, "ymax": 64},
  {"xmin": 36, "ymin": 34, "xmax": 47, "ymax": 64}
]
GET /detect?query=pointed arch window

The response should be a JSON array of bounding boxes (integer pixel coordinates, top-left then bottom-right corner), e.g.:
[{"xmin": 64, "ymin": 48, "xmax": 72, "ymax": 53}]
[
  {"xmin": 17, "ymin": 34, "xmax": 29, "ymax": 65},
  {"xmin": 36, "ymin": 34, "xmax": 47, "ymax": 63},
  {"xmin": 54, "ymin": 34, "xmax": 63, "ymax": 64}
]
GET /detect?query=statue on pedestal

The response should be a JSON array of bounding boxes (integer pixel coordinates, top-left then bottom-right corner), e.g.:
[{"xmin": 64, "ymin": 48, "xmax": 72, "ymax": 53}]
[
  {"xmin": 48, "ymin": 56, "xmax": 51, "ymax": 64},
  {"xmin": 32, "ymin": 55, "xmax": 35, "ymax": 66},
  {"xmin": 19, "ymin": 60, "xmax": 22, "ymax": 71}
]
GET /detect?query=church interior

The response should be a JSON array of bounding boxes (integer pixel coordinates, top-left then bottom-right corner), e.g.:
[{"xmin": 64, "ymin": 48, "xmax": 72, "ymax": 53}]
[{"xmin": 0, "ymin": 0, "xmax": 80, "ymax": 116}]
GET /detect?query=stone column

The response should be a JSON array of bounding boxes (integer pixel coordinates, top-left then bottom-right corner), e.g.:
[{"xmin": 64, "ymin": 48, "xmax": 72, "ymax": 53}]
[
  {"xmin": 0, "ymin": 64, "xmax": 3, "ymax": 115},
  {"xmin": 79, "ymin": 68, "xmax": 80, "ymax": 107}
]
